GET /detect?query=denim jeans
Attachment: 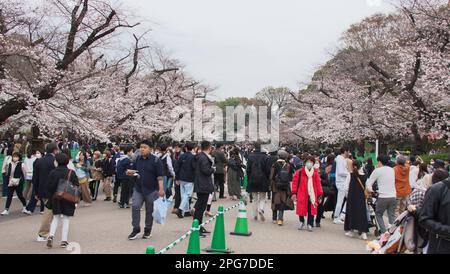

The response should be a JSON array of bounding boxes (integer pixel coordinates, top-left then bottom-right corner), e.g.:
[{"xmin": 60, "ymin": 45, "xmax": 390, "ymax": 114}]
[
  {"xmin": 163, "ymin": 176, "xmax": 173, "ymax": 198},
  {"xmin": 179, "ymin": 181, "xmax": 194, "ymax": 213}
]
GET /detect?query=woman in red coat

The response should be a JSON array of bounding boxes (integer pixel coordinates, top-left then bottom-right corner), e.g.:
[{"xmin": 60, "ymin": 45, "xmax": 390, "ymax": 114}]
[{"xmin": 292, "ymin": 155, "xmax": 324, "ymax": 232}]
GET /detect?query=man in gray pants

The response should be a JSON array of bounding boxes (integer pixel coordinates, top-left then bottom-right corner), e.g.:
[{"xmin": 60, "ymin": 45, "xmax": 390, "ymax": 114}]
[
  {"xmin": 366, "ymin": 155, "xmax": 397, "ymax": 233},
  {"xmin": 126, "ymin": 140, "xmax": 165, "ymax": 240}
]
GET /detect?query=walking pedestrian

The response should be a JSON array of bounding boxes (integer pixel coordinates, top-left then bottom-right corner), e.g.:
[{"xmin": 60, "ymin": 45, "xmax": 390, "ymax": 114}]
[
  {"xmin": 46, "ymin": 153, "xmax": 79, "ymax": 248},
  {"xmin": 89, "ymin": 151, "xmax": 103, "ymax": 201},
  {"xmin": 246, "ymin": 142, "xmax": 270, "ymax": 222},
  {"xmin": 75, "ymin": 152, "xmax": 92, "ymax": 206},
  {"xmin": 101, "ymin": 150, "xmax": 114, "ymax": 201},
  {"xmin": 270, "ymin": 150, "xmax": 294, "ymax": 226},
  {"xmin": 333, "ymin": 147, "xmax": 350, "ymax": 224},
  {"xmin": 1, "ymin": 152, "xmax": 28, "ymax": 216},
  {"xmin": 292, "ymin": 155, "xmax": 323, "ymax": 232},
  {"xmin": 127, "ymin": 140, "xmax": 164, "ymax": 240},
  {"xmin": 116, "ymin": 146, "xmax": 134, "ymax": 208},
  {"xmin": 175, "ymin": 143, "xmax": 195, "ymax": 218},
  {"xmin": 366, "ymin": 155, "xmax": 397, "ymax": 234},
  {"xmin": 193, "ymin": 141, "xmax": 215, "ymax": 237},
  {"xmin": 344, "ymin": 160, "xmax": 369, "ymax": 240}
]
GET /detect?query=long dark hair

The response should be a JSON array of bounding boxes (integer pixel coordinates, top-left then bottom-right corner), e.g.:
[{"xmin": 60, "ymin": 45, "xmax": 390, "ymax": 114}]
[
  {"xmin": 353, "ymin": 160, "xmax": 362, "ymax": 174},
  {"xmin": 418, "ymin": 163, "xmax": 428, "ymax": 179}
]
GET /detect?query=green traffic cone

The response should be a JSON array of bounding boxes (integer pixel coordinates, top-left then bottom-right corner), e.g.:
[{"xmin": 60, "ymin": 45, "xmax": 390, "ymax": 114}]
[
  {"xmin": 230, "ymin": 201, "xmax": 252, "ymax": 236},
  {"xmin": 187, "ymin": 219, "xmax": 201, "ymax": 254},
  {"xmin": 146, "ymin": 246, "xmax": 156, "ymax": 254},
  {"xmin": 203, "ymin": 205, "xmax": 233, "ymax": 254}
]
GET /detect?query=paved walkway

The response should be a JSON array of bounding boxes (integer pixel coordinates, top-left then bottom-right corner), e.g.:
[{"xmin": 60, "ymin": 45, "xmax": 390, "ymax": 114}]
[{"xmin": 0, "ymin": 193, "xmax": 370, "ymax": 254}]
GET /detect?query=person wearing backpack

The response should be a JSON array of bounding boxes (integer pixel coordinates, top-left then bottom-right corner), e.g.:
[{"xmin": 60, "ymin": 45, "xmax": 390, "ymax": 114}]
[
  {"xmin": 116, "ymin": 146, "xmax": 134, "ymax": 208},
  {"xmin": 46, "ymin": 153, "xmax": 79, "ymax": 248},
  {"xmin": 246, "ymin": 142, "xmax": 270, "ymax": 222},
  {"xmin": 292, "ymin": 155, "xmax": 323, "ymax": 232},
  {"xmin": 270, "ymin": 150, "xmax": 294, "ymax": 226}
]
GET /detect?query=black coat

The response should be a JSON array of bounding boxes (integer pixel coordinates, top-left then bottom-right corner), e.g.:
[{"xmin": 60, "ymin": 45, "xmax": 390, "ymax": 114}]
[
  {"xmin": 246, "ymin": 151, "xmax": 270, "ymax": 193},
  {"xmin": 34, "ymin": 153, "xmax": 56, "ymax": 199},
  {"xmin": 176, "ymin": 151, "xmax": 195, "ymax": 182},
  {"xmin": 46, "ymin": 167, "xmax": 79, "ymax": 216},
  {"xmin": 212, "ymin": 150, "xmax": 227, "ymax": 175},
  {"xmin": 419, "ymin": 179, "xmax": 450, "ymax": 254},
  {"xmin": 344, "ymin": 173, "xmax": 369, "ymax": 233},
  {"xmin": 102, "ymin": 158, "xmax": 115, "ymax": 177},
  {"xmin": 193, "ymin": 152, "xmax": 215, "ymax": 194}
]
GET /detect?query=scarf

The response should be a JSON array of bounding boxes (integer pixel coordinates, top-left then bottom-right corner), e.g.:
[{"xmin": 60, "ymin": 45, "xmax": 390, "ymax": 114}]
[{"xmin": 305, "ymin": 167, "xmax": 316, "ymax": 206}]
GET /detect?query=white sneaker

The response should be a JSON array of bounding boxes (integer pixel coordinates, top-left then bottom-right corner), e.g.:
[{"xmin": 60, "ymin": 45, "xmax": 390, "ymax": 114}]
[
  {"xmin": 345, "ymin": 231, "xmax": 355, "ymax": 238},
  {"xmin": 21, "ymin": 207, "xmax": 28, "ymax": 214},
  {"xmin": 84, "ymin": 203, "xmax": 91, "ymax": 207},
  {"xmin": 36, "ymin": 235, "xmax": 47, "ymax": 242},
  {"xmin": 23, "ymin": 209, "xmax": 32, "ymax": 215},
  {"xmin": 298, "ymin": 222, "xmax": 305, "ymax": 230},
  {"xmin": 333, "ymin": 218, "xmax": 344, "ymax": 225},
  {"xmin": 1, "ymin": 210, "xmax": 9, "ymax": 216},
  {"xmin": 307, "ymin": 225, "xmax": 313, "ymax": 232},
  {"xmin": 360, "ymin": 233, "xmax": 368, "ymax": 240}
]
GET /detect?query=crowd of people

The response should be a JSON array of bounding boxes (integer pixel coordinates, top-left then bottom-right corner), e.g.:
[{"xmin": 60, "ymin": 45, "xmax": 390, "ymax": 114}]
[{"xmin": 0, "ymin": 137, "xmax": 449, "ymax": 254}]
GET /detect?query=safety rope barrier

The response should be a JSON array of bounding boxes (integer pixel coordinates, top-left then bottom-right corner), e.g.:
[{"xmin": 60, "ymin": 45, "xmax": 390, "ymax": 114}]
[{"xmin": 156, "ymin": 202, "xmax": 241, "ymax": 254}]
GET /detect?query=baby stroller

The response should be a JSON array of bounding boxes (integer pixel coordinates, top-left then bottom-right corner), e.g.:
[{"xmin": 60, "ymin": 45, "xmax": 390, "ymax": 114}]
[
  {"xmin": 366, "ymin": 210, "xmax": 420, "ymax": 254},
  {"xmin": 367, "ymin": 191, "xmax": 381, "ymax": 237}
]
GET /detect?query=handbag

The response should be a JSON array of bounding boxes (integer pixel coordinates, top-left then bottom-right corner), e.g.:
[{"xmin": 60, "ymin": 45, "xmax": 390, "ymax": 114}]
[
  {"xmin": 285, "ymin": 196, "xmax": 295, "ymax": 210},
  {"xmin": 8, "ymin": 178, "xmax": 20, "ymax": 187},
  {"xmin": 56, "ymin": 170, "xmax": 81, "ymax": 203},
  {"xmin": 357, "ymin": 177, "xmax": 369, "ymax": 200}
]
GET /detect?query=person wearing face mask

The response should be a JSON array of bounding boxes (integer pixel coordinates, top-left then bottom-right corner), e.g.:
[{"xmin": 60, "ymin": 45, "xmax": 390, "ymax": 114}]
[
  {"xmin": 1, "ymin": 152, "xmax": 28, "ymax": 216},
  {"xmin": 292, "ymin": 155, "xmax": 323, "ymax": 232}
]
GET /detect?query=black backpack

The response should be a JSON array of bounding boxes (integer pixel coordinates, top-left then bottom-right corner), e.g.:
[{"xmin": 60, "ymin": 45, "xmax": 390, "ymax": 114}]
[
  {"xmin": 250, "ymin": 158, "xmax": 264, "ymax": 182},
  {"xmin": 276, "ymin": 162, "xmax": 291, "ymax": 190}
]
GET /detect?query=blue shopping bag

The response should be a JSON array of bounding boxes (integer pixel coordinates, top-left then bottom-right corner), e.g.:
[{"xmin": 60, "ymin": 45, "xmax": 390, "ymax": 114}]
[{"xmin": 153, "ymin": 197, "xmax": 172, "ymax": 225}]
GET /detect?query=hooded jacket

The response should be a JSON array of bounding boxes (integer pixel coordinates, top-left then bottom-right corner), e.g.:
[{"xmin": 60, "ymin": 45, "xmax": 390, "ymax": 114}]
[{"xmin": 394, "ymin": 164, "xmax": 411, "ymax": 198}]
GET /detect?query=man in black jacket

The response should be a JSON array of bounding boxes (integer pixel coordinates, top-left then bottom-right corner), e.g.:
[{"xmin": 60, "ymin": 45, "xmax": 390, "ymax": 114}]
[
  {"xmin": 31, "ymin": 143, "xmax": 58, "ymax": 241},
  {"xmin": 246, "ymin": 142, "xmax": 270, "ymax": 222},
  {"xmin": 419, "ymin": 176, "xmax": 450, "ymax": 254},
  {"xmin": 212, "ymin": 144, "xmax": 228, "ymax": 199},
  {"xmin": 193, "ymin": 141, "xmax": 215, "ymax": 237},
  {"xmin": 175, "ymin": 142, "xmax": 195, "ymax": 218}
]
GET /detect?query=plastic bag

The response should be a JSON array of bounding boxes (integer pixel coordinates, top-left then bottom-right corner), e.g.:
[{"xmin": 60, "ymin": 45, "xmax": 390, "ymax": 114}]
[{"xmin": 153, "ymin": 197, "xmax": 172, "ymax": 225}]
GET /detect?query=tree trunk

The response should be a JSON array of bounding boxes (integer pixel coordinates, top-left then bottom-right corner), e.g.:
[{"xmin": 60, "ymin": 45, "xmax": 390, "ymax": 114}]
[{"xmin": 410, "ymin": 123, "xmax": 428, "ymax": 154}]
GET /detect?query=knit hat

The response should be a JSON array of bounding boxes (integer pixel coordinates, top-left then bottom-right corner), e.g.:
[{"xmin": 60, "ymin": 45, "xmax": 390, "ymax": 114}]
[{"xmin": 277, "ymin": 150, "xmax": 289, "ymax": 160}]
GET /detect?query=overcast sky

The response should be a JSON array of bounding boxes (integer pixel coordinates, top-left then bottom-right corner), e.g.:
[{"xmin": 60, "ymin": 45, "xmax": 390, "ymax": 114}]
[{"xmin": 124, "ymin": 0, "xmax": 394, "ymax": 100}]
